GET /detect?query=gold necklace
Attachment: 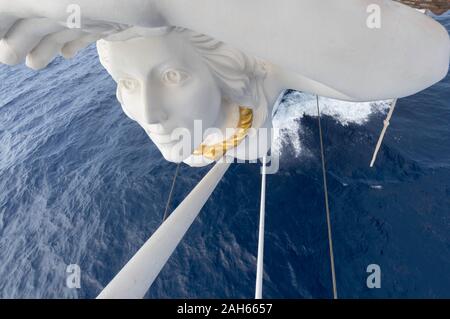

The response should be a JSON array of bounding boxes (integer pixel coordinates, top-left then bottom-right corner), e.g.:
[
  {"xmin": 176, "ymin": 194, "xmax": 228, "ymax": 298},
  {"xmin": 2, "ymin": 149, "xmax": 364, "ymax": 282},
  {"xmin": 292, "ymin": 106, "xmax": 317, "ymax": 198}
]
[{"xmin": 193, "ymin": 106, "xmax": 253, "ymax": 160}]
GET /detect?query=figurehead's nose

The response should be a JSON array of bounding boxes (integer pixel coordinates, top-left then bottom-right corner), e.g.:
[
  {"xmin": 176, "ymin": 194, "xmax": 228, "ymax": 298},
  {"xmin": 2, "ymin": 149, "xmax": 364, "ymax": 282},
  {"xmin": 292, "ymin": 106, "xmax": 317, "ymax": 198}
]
[{"xmin": 140, "ymin": 84, "xmax": 168, "ymax": 125}]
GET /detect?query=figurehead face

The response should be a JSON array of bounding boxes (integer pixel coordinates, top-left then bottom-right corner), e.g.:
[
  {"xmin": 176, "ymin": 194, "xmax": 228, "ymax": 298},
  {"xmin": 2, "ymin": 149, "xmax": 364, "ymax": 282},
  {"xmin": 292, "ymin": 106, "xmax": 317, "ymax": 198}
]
[{"xmin": 98, "ymin": 28, "xmax": 268, "ymax": 164}]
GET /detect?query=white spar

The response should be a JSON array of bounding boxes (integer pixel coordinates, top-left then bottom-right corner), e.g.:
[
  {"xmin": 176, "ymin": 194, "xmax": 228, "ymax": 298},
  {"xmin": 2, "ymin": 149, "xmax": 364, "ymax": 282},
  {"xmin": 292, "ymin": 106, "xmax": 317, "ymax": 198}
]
[{"xmin": 97, "ymin": 161, "xmax": 231, "ymax": 299}]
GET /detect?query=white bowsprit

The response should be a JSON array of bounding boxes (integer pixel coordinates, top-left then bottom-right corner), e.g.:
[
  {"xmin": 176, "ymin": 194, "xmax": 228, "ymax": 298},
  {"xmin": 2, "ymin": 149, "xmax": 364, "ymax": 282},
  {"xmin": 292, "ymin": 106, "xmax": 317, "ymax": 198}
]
[{"xmin": 97, "ymin": 161, "xmax": 231, "ymax": 299}]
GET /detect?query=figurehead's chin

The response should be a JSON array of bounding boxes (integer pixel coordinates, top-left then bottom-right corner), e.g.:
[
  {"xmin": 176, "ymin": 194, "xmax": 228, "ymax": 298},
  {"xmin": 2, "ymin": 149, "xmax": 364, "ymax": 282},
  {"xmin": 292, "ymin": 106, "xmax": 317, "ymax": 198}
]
[
  {"xmin": 161, "ymin": 148, "xmax": 214, "ymax": 167},
  {"xmin": 183, "ymin": 154, "xmax": 215, "ymax": 167},
  {"xmin": 157, "ymin": 139, "xmax": 201, "ymax": 164},
  {"xmin": 159, "ymin": 148, "xmax": 185, "ymax": 163}
]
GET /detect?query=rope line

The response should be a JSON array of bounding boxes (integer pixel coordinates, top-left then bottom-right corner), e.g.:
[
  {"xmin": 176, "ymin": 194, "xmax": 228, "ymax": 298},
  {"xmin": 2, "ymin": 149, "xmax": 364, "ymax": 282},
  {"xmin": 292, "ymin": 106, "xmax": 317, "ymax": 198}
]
[
  {"xmin": 316, "ymin": 95, "xmax": 338, "ymax": 299},
  {"xmin": 162, "ymin": 163, "xmax": 181, "ymax": 222},
  {"xmin": 370, "ymin": 99, "xmax": 398, "ymax": 168}
]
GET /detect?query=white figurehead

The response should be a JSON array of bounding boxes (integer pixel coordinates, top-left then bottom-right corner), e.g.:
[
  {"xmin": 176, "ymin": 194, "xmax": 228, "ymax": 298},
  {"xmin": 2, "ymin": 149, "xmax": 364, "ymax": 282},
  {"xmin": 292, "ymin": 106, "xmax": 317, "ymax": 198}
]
[
  {"xmin": 0, "ymin": 0, "xmax": 448, "ymax": 166},
  {"xmin": 97, "ymin": 28, "xmax": 274, "ymax": 166}
]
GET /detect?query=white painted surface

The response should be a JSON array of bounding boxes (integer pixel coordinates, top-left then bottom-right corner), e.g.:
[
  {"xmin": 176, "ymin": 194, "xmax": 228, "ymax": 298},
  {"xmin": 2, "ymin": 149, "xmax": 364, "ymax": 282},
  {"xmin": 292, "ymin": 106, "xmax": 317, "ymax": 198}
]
[{"xmin": 0, "ymin": 0, "xmax": 448, "ymax": 101}]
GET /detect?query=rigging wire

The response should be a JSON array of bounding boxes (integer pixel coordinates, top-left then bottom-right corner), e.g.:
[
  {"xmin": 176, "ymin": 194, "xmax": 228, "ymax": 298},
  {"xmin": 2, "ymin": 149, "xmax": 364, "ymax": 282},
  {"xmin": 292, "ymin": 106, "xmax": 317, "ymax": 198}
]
[
  {"xmin": 316, "ymin": 95, "xmax": 338, "ymax": 299},
  {"xmin": 162, "ymin": 162, "xmax": 181, "ymax": 221},
  {"xmin": 255, "ymin": 155, "xmax": 267, "ymax": 299}
]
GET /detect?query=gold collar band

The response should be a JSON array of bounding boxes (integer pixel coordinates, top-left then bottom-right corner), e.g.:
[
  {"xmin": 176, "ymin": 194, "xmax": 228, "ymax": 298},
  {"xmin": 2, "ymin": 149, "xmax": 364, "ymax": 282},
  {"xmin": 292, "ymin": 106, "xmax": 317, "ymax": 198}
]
[{"xmin": 193, "ymin": 106, "xmax": 253, "ymax": 160}]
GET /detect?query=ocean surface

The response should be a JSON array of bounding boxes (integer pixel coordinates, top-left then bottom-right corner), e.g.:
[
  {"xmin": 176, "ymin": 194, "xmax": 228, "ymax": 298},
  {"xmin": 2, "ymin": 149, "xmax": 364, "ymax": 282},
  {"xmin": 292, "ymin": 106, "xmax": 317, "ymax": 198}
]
[{"xmin": 0, "ymin": 14, "xmax": 449, "ymax": 299}]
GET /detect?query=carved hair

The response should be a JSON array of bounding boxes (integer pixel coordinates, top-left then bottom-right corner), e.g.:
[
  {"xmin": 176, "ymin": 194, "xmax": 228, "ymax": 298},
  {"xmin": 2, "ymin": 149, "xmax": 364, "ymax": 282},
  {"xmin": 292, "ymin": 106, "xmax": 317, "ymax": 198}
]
[{"xmin": 174, "ymin": 28, "xmax": 267, "ymax": 103}]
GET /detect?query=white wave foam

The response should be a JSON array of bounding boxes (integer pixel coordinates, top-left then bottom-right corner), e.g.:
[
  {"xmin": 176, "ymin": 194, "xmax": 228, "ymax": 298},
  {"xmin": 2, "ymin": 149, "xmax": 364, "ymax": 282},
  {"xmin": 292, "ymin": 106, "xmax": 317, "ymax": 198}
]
[{"xmin": 272, "ymin": 91, "xmax": 391, "ymax": 157}]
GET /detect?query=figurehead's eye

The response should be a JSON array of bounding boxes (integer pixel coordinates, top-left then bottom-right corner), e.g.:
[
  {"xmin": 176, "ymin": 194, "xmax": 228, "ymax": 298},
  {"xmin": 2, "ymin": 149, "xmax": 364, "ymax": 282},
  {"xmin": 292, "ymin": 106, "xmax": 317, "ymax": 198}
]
[
  {"xmin": 119, "ymin": 78, "xmax": 139, "ymax": 92},
  {"xmin": 161, "ymin": 69, "xmax": 190, "ymax": 86}
]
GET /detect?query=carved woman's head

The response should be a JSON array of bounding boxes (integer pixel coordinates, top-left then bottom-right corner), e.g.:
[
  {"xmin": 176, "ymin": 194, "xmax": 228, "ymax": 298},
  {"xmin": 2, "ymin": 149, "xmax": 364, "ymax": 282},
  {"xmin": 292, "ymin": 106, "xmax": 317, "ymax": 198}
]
[{"xmin": 97, "ymin": 27, "xmax": 268, "ymax": 163}]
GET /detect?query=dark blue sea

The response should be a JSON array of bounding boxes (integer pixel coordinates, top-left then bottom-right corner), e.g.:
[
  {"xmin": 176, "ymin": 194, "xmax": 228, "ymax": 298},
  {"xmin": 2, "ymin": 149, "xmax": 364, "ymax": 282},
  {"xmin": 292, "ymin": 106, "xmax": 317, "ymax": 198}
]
[{"xmin": 0, "ymin": 14, "xmax": 449, "ymax": 299}]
